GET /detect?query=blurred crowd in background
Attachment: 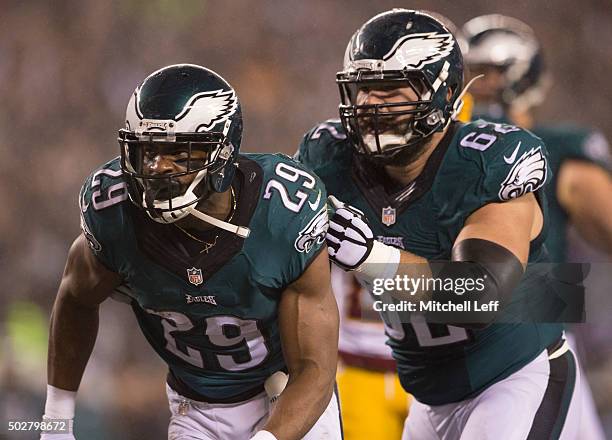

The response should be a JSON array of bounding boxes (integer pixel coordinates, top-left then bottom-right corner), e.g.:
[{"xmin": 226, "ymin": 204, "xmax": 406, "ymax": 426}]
[{"xmin": 1, "ymin": 0, "xmax": 611, "ymax": 438}]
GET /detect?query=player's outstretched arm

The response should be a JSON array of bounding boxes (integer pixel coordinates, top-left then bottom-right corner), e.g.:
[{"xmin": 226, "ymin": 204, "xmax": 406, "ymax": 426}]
[
  {"xmin": 455, "ymin": 191, "xmax": 541, "ymax": 264},
  {"xmin": 258, "ymin": 249, "xmax": 339, "ymax": 440},
  {"xmin": 43, "ymin": 235, "xmax": 121, "ymax": 436},
  {"xmin": 557, "ymin": 159, "xmax": 612, "ymax": 254},
  {"xmin": 326, "ymin": 194, "xmax": 539, "ymax": 325}
]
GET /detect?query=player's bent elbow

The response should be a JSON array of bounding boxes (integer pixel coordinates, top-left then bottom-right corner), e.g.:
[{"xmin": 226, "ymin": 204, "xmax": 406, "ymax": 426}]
[{"xmin": 427, "ymin": 239, "xmax": 524, "ymax": 328}]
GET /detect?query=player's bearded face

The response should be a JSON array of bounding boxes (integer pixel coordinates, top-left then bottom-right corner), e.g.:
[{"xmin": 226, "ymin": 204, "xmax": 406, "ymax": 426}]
[{"xmin": 355, "ymin": 85, "xmax": 429, "ymax": 165}]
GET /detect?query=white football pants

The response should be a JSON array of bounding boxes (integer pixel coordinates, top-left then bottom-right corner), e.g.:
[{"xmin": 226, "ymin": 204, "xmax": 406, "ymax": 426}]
[
  {"xmin": 166, "ymin": 384, "xmax": 342, "ymax": 440},
  {"xmin": 402, "ymin": 344, "xmax": 582, "ymax": 440}
]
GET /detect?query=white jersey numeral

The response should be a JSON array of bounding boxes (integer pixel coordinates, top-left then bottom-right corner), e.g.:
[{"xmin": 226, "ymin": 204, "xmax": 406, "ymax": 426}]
[
  {"xmin": 205, "ymin": 316, "xmax": 269, "ymax": 371},
  {"xmin": 263, "ymin": 162, "xmax": 317, "ymax": 212},
  {"xmin": 145, "ymin": 310, "xmax": 269, "ymax": 371},
  {"xmin": 378, "ymin": 306, "xmax": 469, "ymax": 347},
  {"xmin": 459, "ymin": 121, "xmax": 521, "ymax": 152},
  {"xmin": 410, "ymin": 314, "xmax": 469, "ymax": 347},
  {"xmin": 85, "ymin": 167, "xmax": 128, "ymax": 211},
  {"xmin": 146, "ymin": 310, "xmax": 204, "ymax": 368}
]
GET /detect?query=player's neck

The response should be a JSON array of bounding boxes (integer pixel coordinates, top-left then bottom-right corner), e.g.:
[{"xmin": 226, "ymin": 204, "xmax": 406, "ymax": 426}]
[
  {"xmin": 383, "ymin": 129, "xmax": 446, "ymax": 187},
  {"xmin": 175, "ymin": 187, "xmax": 233, "ymax": 231}
]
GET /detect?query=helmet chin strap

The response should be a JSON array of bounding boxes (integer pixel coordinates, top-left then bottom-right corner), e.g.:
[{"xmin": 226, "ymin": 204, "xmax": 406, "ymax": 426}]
[
  {"xmin": 188, "ymin": 207, "xmax": 250, "ymax": 238},
  {"xmin": 143, "ymin": 169, "xmax": 207, "ymax": 224},
  {"xmin": 144, "ymin": 170, "xmax": 251, "ymax": 238}
]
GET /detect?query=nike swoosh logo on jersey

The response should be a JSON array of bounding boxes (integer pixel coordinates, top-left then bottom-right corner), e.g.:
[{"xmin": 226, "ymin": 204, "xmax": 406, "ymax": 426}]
[
  {"xmin": 308, "ymin": 190, "xmax": 322, "ymax": 211},
  {"xmin": 504, "ymin": 141, "xmax": 522, "ymax": 164}
]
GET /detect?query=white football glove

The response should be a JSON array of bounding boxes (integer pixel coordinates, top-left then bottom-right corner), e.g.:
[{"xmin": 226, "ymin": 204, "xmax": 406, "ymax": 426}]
[
  {"xmin": 326, "ymin": 196, "xmax": 401, "ymax": 281},
  {"xmin": 326, "ymin": 196, "xmax": 375, "ymax": 270}
]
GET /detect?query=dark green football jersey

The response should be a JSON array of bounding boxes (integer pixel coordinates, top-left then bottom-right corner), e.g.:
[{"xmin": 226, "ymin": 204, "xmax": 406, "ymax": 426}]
[
  {"xmin": 79, "ymin": 154, "xmax": 328, "ymax": 401},
  {"xmin": 297, "ymin": 118, "xmax": 562, "ymax": 405},
  {"xmin": 474, "ymin": 109, "xmax": 612, "ymax": 261},
  {"xmin": 531, "ymin": 124, "xmax": 611, "ymax": 261}
]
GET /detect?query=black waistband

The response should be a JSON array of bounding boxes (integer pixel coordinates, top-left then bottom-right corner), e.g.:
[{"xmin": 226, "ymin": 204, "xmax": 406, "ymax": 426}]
[{"xmin": 166, "ymin": 369, "xmax": 265, "ymax": 404}]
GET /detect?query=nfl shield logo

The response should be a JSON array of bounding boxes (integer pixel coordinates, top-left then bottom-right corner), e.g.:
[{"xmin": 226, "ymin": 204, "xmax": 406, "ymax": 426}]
[
  {"xmin": 381, "ymin": 206, "xmax": 396, "ymax": 226},
  {"xmin": 186, "ymin": 267, "xmax": 203, "ymax": 286}
]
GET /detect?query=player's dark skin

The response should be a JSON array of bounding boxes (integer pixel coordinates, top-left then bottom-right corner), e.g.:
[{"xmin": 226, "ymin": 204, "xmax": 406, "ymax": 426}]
[
  {"xmin": 141, "ymin": 146, "xmax": 234, "ymax": 231},
  {"xmin": 48, "ymin": 152, "xmax": 340, "ymax": 440}
]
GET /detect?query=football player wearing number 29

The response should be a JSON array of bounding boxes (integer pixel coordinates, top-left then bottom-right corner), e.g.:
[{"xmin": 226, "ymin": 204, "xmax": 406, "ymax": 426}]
[
  {"xmin": 297, "ymin": 9, "xmax": 581, "ymax": 440},
  {"xmin": 42, "ymin": 64, "xmax": 342, "ymax": 440}
]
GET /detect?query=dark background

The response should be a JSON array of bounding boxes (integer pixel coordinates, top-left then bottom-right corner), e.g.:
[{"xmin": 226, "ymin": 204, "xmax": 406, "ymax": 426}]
[{"xmin": 1, "ymin": 1, "xmax": 611, "ymax": 438}]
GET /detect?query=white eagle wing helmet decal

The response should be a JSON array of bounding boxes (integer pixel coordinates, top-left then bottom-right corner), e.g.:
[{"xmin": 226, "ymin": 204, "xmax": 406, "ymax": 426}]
[
  {"xmin": 499, "ymin": 146, "xmax": 547, "ymax": 201},
  {"xmin": 175, "ymin": 89, "xmax": 238, "ymax": 132},
  {"xmin": 126, "ymin": 88, "xmax": 238, "ymax": 134},
  {"xmin": 382, "ymin": 32, "xmax": 455, "ymax": 70}
]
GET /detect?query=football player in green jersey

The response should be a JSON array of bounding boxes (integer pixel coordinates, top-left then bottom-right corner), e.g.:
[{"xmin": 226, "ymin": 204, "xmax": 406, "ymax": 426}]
[
  {"xmin": 323, "ymin": 14, "xmax": 471, "ymax": 440},
  {"xmin": 42, "ymin": 64, "xmax": 341, "ymax": 440},
  {"xmin": 297, "ymin": 9, "xmax": 581, "ymax": 439},
  {"xmin": 462, "ymin": 14, "xmax": 612, "ymax": 440},
  {"xmin": 463, "ymin": 14, "xmax": 612, "ymax": 261}
]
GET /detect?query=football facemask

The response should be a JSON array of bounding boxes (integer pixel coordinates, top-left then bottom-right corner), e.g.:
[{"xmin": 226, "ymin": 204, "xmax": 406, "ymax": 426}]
[{"xmin": 118, "ymin": 64, "xmax": 249, "ymax": 237}]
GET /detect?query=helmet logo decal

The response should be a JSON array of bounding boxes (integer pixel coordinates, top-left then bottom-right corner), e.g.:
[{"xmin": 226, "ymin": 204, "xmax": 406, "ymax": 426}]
[
  {"xmin": 383, "ymin": 32, "xmax": 454, "ymax": 70},
  {"xmin": 176, "ymin": 89, "xmax": 238, "ymax": 131},
  {"xmin": 498, "ymin": 146, "xmax": 547, "ymax": 201},
  {"xmin": 134, "ymin": 88, "xmax": 238, "ymax": 132}
]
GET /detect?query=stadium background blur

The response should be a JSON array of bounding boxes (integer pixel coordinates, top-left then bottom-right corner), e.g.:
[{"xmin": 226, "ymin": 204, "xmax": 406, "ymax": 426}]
[{"xmin": 1, "ymin": 1, "xmax": 611, "ymax": 438}]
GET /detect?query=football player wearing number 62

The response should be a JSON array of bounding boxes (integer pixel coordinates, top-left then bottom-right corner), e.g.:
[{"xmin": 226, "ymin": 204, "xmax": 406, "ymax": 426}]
[
  {"xmin": 297, "ymin": 9, "xmax": 582, "ymax": 439},
  {"xmin": 42, "ymin": 64, "xmax": 341, "ymax": 440}
]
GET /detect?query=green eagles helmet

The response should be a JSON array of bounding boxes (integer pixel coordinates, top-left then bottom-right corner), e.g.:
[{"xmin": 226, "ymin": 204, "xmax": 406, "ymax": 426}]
[
  {"xmin": 337, "ymin": 9, "xmax": 465, "ymax": 164},
  {"xmin": 118, "ymin": 64, "xmax": 243, "ymax": 224},
  {"xmin": 424, "ymin": 11, "xmax": 468, "ymax": 55},
  {"xmin": 462, "ymin": 14, "xmax": 547, "ymax": 112}
]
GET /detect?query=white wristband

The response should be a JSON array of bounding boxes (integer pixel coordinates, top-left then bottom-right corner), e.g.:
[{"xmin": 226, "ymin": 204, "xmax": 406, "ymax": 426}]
[
  {"xmin": 250, "ymin": 430, "xmax": 278, "ymax": 440},
  {"xmin": 355, "ymin": 240, "xmax": 401, "ymax": 283},
  {"xmin": 44, "ymin": 385, "xmax": 77, "ymax": 419}
]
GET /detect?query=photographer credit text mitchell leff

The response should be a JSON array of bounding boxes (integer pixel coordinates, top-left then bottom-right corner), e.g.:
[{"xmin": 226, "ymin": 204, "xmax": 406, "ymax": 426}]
[{"xmin": 369, "ymin": 274, "xmax": 500, "ymax": 313}]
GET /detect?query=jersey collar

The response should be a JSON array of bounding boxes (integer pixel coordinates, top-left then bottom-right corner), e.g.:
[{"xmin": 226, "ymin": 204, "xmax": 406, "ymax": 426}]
[{"xmin": 351, "ymin": 122, "xmax": 460, "ymax": 223}]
